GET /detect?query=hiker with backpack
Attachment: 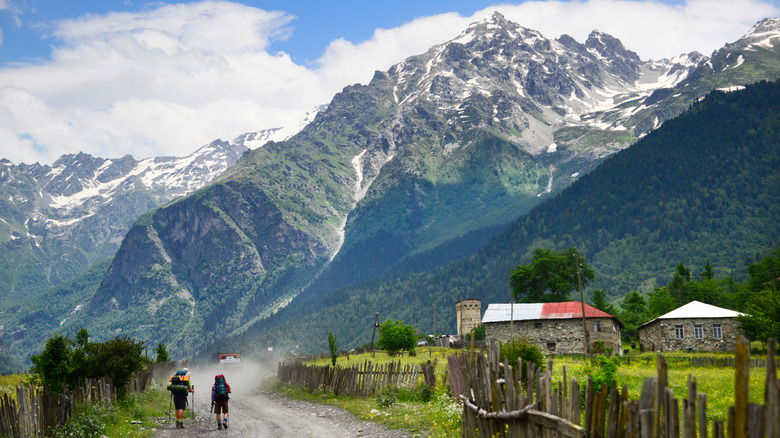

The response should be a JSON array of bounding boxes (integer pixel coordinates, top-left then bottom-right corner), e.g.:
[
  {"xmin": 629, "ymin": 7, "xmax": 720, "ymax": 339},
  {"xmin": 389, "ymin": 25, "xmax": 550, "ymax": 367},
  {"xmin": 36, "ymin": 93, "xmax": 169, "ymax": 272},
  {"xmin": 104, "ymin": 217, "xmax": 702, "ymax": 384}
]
[
  {"xmin": 212, "ymin": 374, "xmax": 232, "ymax": 430},
  {"xmin": 167, "ymin": 368, "xmax": 195, "ymax": 429}
]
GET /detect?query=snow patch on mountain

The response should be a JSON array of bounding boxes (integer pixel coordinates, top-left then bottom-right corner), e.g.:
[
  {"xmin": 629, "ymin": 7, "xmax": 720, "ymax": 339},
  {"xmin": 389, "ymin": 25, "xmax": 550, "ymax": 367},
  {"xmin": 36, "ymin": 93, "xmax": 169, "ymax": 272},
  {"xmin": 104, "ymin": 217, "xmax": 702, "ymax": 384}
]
[{"xmin": 231, "ymin": 105, "xmax": 327, "ymax": 149}]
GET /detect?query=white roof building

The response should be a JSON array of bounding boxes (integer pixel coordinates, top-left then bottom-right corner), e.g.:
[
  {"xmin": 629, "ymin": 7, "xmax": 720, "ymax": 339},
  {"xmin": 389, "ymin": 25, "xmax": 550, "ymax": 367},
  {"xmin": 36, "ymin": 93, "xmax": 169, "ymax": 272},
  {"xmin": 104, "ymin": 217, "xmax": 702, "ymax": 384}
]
[
  {"xmin": 637, "ymin": 300, "xmax": 743, "ymax": 330},
  {"xmin": 637, "ymin": 300, "xmax": 745, "ymax": 352}
]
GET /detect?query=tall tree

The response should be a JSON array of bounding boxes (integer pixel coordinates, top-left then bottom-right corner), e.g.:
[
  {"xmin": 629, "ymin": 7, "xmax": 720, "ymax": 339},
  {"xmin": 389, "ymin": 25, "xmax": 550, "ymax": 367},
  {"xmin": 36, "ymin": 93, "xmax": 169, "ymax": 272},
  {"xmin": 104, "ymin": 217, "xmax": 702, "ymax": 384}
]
[
  {"xmin": 700, "ymin": 259, "xmax": 715, "ymax": 280},
  {"xmin": 619, "ymin": 291, "xmax": 649, "ymax": 338},
  {"xmin": 590, "ymin": 289, "xmax": 615, "ymax": 315},
  {"xmin": 155, "ymin": 343, "xmax": 170, "ymax": 363},
  {"xmin": 327, "ymin": 332, "xmax": 338, "ymax": 366},
  {"xmin": 510, "ymin": 247, "xmax": 594, "ymax": 302},
  {"xmin": 648, "ymin": 287, "xmax": 677, "ymax": 317},
  {"xmin": 668, "ymin": 263, "xmax": 692, "ymax": 300},
  {"xmin": 739, "ymin": 248, "xmax": 780, "ymax": 346},
  {"xmin": 29, "ymin": 334, "xmax": 73, "ymax": 393}
]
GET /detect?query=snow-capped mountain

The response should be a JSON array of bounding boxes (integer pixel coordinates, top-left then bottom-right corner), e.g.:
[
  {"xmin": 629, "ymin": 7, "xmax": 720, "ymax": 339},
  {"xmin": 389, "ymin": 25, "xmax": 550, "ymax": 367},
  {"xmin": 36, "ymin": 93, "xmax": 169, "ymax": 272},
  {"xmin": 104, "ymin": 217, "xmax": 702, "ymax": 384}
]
[
  {"xmin": 0, "ymin": 141, "xmax": 243, "ymax": 302},
  {"xmin": 67, "ymin": 14, "xmax": 780, "ymax": 360},
  {"xmin": 231, "ymin": 105, "xmax": 327, "ymax": 149},
  {"xmin": 0, "ymin": 105, "xmax": 325, "ymax": 308},
  {"xmin": 379, "ymin": 12, "xmax": 709, "ymax": 164},
  {"xmin": 2, "ymin": 13, "xmax": 779, "ymax": 365}
]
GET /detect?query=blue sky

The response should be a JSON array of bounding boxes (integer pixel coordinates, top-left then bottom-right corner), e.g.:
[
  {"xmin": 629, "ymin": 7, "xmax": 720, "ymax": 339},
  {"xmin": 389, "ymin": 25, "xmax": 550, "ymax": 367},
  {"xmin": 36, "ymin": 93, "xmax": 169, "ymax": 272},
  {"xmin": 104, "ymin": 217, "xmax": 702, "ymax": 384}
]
[{"xmin": 0, "ymin": 0, "xmax": 778, "ymax": 165}]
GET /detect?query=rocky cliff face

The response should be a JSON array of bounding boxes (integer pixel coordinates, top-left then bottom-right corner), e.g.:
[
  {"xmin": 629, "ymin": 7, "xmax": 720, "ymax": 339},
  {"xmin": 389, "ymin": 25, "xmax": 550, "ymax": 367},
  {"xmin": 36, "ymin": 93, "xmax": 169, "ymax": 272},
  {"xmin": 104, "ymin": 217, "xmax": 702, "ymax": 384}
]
[
  {"xmin": 55, "ymin": 14, "xmax": 780, "ymax": 358},
  {"xmin": 0, "ymin": 141, "xmax": 249, "ymax": 306}
]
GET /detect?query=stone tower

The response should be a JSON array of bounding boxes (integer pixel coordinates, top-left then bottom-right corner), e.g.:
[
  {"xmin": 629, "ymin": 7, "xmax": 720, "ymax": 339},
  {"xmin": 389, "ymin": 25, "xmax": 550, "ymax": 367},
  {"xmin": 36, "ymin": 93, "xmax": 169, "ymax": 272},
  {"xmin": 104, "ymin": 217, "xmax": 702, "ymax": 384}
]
[{"xmin": 456, "ymin": 299, "xmax": 482, "ymax": 336}]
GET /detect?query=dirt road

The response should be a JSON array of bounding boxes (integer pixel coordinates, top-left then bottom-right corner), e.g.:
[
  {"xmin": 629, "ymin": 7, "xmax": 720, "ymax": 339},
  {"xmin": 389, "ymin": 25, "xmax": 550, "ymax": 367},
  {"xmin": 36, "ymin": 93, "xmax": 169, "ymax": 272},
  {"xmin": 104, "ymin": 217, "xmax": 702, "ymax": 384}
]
[{"xmin": 153, "ymin": 366, "xmax": 412, "ymax": 437}]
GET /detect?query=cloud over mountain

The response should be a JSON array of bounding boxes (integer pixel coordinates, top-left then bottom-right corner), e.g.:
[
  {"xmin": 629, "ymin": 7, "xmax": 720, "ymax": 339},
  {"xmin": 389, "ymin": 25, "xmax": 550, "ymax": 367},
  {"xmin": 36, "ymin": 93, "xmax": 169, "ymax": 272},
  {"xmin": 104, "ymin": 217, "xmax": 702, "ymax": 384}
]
[{"xmin": 0, "ymin": 0, "xmax": 776, "ymax": 165}]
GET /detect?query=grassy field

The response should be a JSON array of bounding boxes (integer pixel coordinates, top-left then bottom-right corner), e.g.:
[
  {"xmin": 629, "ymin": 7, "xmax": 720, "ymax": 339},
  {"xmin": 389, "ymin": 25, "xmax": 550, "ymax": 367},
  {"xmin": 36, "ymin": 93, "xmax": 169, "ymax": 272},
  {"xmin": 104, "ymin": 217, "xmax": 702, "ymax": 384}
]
[
  {"xmin": 287, "ymin": 345, "xmax": 777, "ymax": 437},
  {"xmin": 549, "ymin": 355, "xmax": 773, "ymax": 426}
]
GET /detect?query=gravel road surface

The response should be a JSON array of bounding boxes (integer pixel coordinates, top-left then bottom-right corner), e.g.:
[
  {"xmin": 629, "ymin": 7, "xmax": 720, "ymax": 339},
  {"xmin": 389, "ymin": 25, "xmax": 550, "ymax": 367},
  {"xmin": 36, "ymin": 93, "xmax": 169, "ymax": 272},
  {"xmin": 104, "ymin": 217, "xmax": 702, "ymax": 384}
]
[{"xmin": 153, "ymin": 366, "xmax": 413, "ymax": 438}]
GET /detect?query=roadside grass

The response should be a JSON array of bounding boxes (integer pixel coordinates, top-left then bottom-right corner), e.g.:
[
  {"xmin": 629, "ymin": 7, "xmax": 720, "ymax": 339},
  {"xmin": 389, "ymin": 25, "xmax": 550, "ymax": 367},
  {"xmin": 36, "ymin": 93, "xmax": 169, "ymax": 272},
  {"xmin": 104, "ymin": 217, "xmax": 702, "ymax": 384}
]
[
  {"xmin": 267, "ymin": 379, "xmax": 462, "ymax": 437},
  {"xmin": 52, "ymin": 384, "xmax": 172, "ymax": 438},
  {"xmin": 0, "ymin": 376, "xmax": 173, "ymax": 438},
  {"xmin": 269, "ymin": 347, "xmax": 464, "ymax": 437},
  {"xmin": 280, "ymin": 346, "xmax": 776, "ymax": 437}
]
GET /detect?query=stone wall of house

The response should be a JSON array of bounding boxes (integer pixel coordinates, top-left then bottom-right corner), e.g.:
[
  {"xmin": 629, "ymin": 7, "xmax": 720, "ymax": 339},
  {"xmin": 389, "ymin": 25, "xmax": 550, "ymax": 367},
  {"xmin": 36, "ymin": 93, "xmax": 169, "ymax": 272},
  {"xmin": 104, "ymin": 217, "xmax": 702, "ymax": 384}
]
[
  {"xmin": 639, "ymin": 317, "xmax": 740, "ymax": 352},
  {"xmin": 456, "ymin": 299, "xmax": 482, "ymax": 336},
  {"xmin": 484, "ymin": 318, "xmax": 622, "ymax": 356}
]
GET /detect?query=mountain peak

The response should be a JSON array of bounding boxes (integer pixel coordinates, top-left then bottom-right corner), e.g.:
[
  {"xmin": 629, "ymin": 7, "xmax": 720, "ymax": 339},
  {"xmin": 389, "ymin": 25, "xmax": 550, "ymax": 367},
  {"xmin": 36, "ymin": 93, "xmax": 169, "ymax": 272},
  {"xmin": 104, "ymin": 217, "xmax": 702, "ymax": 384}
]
[
  {"xmin": 747, "ymin": 17, "xmax": 780, "ymax": 35},
  {"xmin": 585, "ymin": 29, "xmax": 641, "ymax": 62},
  {"xmin": 725, "ymin": 17, "xmax": 780, "ymax": 52}
]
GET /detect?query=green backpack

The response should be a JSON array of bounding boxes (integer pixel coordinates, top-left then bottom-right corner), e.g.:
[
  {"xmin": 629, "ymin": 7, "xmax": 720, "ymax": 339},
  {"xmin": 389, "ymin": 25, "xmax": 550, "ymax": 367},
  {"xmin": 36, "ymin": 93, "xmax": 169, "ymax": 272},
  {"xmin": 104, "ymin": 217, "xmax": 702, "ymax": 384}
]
[
  {"xmin": 214, "ymin": 374, "xmax": 229, "ymax": 400},
  {"xmin": 167, "ymin": 371, "xmax": 189, "ymax": 394}
]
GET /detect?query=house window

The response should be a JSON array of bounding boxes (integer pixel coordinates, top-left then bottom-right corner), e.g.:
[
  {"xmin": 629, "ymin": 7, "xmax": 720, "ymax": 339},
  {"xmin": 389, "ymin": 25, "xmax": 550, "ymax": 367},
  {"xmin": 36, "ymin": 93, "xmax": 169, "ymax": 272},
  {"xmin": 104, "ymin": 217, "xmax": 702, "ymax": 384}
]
[
  {"xmin": 534, "ymin": 322, "xmax": 542, "ymax": 329},
  {"xmin": 713, "ymin": 325, "xmax": 722, "ymax": 339},
  {"xmin": 593, "ymin": 321, "xmax": 602, "ymax": 332},
  {"xmin": 675, "ymin": 325, "xmax": 684, "ymax": 339},
  {"xmin": 694, "ymin": 325, "xmax": 703, "ymax": 339},
  {"xmin": 546, "ymin": 342, "xmax": 556, "ymax": 351}
]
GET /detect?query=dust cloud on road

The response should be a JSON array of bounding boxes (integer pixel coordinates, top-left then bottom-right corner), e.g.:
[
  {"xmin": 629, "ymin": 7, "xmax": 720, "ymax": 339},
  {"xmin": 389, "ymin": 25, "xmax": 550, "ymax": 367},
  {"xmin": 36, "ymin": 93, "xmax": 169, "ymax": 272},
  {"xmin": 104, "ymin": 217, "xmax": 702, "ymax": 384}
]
[{"xmin": 153, "ymin": 361, "xmax": 411, "ymax": 438}]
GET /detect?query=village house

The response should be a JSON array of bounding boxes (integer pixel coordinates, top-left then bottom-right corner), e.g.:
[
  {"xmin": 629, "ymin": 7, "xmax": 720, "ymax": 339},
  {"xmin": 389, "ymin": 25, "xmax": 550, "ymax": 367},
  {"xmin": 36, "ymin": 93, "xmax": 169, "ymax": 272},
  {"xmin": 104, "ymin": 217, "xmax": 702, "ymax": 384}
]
[
  {"xmin": 637, "ymin": 300, "xmax": 744, "ymax": 352},
  {"xmin": 482, "ymin": 301, "xmax": 623, "ymax": 356}
]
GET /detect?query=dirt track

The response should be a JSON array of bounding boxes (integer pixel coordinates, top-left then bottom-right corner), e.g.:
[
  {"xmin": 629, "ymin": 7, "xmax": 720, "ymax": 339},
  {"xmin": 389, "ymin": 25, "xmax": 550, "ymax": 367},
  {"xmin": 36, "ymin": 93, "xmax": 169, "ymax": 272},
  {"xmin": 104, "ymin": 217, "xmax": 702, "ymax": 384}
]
[{"xmin": 153, "ymin": 365, "xmax": 412, "ymax": 438}]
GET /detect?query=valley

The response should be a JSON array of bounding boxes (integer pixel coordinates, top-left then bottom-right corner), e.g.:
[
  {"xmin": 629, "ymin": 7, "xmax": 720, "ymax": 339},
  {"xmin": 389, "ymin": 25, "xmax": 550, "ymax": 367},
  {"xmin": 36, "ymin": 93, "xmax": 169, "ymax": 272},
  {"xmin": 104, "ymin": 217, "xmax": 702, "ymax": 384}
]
[{"xmin": 0, "ymin": 15, "xmax": 778, "ymax": 369}]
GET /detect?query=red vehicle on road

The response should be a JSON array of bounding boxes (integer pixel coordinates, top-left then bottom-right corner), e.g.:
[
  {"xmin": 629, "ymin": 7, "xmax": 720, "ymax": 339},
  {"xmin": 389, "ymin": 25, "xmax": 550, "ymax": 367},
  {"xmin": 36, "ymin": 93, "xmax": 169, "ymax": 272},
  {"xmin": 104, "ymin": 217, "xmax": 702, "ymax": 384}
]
[{"xmin": 217, "ymin": 353, "xmax": 242, "ymax": 366}]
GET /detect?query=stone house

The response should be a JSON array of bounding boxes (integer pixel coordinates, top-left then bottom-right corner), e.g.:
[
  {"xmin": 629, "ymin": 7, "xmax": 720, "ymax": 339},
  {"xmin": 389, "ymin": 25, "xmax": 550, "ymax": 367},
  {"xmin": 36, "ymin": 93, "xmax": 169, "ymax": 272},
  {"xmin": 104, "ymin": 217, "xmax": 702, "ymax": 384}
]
[
  {"xmin": 637, "ymin": 301, "xmax": 743, "ymax": 352},
  {"xmin": 482, "ymin": 301, "xmax": 623, "ymax": 356}
]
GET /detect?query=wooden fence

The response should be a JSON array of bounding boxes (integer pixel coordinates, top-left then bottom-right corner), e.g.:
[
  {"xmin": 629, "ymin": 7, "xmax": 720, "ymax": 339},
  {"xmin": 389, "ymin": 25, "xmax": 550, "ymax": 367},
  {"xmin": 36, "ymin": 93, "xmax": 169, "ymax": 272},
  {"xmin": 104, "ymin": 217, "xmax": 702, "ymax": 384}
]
[
  {"xmin": 0, "ymin": 361, "xmax": 177, "ymax": 437},
  {"xmin": 455, "ymin": 336, "xmax": 779, "ymax": 438},
  {"xmin": 277, "ymin": 359, "xmax": 436, "ymax": 396}
]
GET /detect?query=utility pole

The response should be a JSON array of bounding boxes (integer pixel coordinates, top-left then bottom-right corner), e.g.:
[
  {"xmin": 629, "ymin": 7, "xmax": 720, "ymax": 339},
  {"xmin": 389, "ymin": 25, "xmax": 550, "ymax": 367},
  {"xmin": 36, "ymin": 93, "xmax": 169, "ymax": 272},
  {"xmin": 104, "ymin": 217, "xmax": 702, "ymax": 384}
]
[
  {"xmin": 370, "ymin": 313, "xmax": 380, "ymax": 356},
  {"xmin": 510, "ymin": 295, "xmax": 514, "ymax": 341},
  {"xmin": 459, "ymin": 290, "xmax": 463, "ymax": 348},
  {"xmin": 576, "ymin": 252, "xmax": 592, "ymax": 363},
  {"xmin": 433, "ymin": 302, "xmax": 436, "ymax": 343}
]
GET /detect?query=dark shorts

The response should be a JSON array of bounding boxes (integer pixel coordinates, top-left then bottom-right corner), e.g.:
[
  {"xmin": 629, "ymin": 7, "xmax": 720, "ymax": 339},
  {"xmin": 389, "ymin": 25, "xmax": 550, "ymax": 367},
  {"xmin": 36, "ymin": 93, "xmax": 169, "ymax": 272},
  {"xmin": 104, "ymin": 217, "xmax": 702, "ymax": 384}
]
[
  {"xmin": 173, "ymin": 394, "xmax": 188, "ymax": 410},
  {"xmin": 214, "ymin": 399, "xmax": 229, "ymax": 415}
]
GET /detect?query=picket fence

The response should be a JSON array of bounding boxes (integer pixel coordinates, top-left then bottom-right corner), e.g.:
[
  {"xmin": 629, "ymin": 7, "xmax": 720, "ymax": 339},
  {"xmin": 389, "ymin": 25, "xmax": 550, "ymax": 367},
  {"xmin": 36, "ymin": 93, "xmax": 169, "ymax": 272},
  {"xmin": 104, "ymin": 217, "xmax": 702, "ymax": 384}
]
[
  {"xmin": 0, "ymin": 361, "xmax": 175, "ymax": 437},
  {"xmin": 277, "ymin": 359, "xmax": 437, "ymax": 396},
  {"xmin": 454, "ymin": 336, "xmax": 779, "ymax": 438}
]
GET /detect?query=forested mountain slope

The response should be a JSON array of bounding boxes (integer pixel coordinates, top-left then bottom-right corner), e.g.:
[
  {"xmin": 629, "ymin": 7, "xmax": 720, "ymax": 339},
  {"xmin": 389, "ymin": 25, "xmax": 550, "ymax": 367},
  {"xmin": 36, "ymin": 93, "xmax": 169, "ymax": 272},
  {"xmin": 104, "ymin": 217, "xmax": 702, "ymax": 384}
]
[
  {"xmin": 217, "ymin": 79, "xmax": 780, "ymax": 357},
  {"xmin": 6, "ymin": 16, "xmax": 779, "ymax": 367}
]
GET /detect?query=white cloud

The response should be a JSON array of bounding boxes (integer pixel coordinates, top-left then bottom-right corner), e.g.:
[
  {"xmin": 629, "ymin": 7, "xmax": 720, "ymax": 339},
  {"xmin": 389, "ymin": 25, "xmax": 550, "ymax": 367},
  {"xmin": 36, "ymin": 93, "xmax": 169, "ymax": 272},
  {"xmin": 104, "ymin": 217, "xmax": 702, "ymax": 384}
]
[
  {"xmin": 0, "ymin": 0, "xmax": 777, "ymax": 165},
  {"xmin": 487, "ymin": 0, "xmax": 779, "ymax": 60}
]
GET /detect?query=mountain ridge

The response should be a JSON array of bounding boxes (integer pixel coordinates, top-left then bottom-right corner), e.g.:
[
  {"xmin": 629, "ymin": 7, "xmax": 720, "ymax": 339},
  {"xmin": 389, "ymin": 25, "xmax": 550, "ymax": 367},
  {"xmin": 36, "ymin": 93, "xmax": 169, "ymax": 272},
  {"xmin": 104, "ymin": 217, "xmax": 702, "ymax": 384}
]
[
  {"xmin": 2, "ymin": 15, "xmax": 778, "ymax": 364},
  {"xmin": 75, "ymin": 14, "xmax": 780, "ymax": 358}
]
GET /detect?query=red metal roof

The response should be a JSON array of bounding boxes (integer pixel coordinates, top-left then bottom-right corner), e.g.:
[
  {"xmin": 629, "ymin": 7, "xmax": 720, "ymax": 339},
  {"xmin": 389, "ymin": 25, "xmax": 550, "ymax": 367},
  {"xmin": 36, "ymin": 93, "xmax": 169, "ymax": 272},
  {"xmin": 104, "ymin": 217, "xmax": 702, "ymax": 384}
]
[{"xmin": 540, "ymin": 301, "xmax": 615, "ymax": 319}]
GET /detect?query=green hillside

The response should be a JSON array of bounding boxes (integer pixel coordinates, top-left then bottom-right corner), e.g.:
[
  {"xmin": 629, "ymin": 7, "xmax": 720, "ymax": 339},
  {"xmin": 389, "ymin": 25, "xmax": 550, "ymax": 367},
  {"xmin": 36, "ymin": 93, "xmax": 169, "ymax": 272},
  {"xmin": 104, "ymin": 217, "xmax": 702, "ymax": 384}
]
[{"xmin": 218, "ymin": 79, "xmax": 780, "ymax": 358}]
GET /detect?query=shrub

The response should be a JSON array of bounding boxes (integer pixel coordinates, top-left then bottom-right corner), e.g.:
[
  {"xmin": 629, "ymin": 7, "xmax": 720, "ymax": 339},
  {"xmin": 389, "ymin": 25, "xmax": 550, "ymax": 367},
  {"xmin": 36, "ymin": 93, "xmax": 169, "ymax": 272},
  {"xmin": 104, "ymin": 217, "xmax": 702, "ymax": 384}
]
[
  {"xmin": 588, "ymin": 355, "xmax": 620, "ymax": 392},
  {"xmin": 375, "ymin": 388, "xmax": 398, "ymax": 407},
  {"xmin": 51, "ymin": 404, "xmax": 111, "ymax": 438},
  {"xmin": 499, "ymin": 338, "xmax": 545, "ymax": 382},
  {"xmin": 29, "ymin": 331, "xmax": 146, "ymax": 397},
  {"xmin": 376, "ymin": 319, "xmax": 417, "ymax": 356}
]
